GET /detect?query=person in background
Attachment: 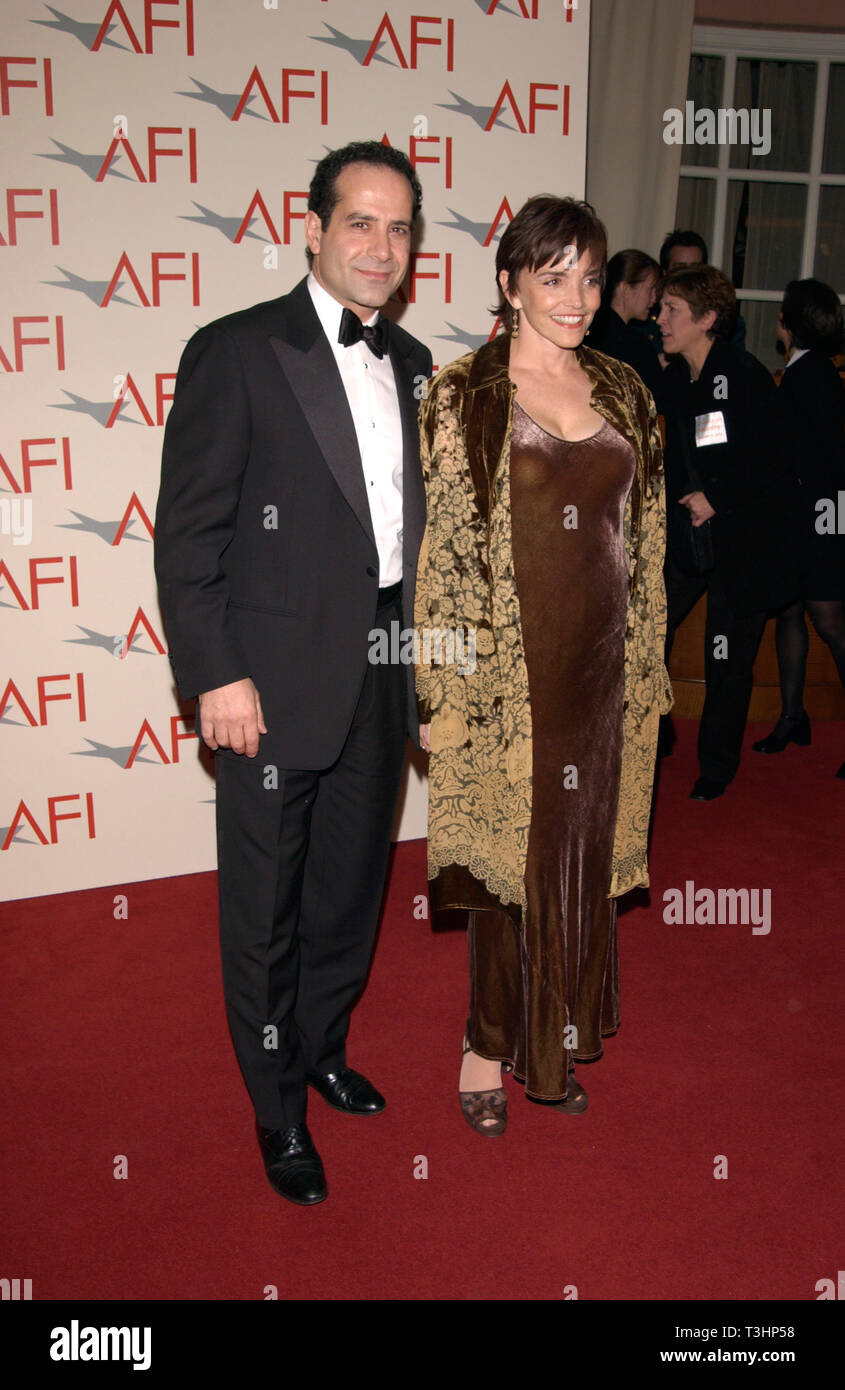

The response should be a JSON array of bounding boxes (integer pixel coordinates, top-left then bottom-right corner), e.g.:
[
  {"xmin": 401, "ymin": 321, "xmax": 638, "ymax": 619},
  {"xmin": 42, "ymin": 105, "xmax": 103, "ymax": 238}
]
[
  {"xmin": 658, "ymin": 265, "xmax": 799, "ymax": 800},
  {"xmin": 587, "ymin": 249, "xmax": 667, "ymax": 410},
  {"xmin": 661, "ymin": 229, "xmax": 709, "ymax": 273},
  {"xmin": 753, "ymin": 278, "xmax": 845, "ymax": 777},
  {"xmin": 634, "ymin": 230, "xmax": 747, "ymax": 361}
]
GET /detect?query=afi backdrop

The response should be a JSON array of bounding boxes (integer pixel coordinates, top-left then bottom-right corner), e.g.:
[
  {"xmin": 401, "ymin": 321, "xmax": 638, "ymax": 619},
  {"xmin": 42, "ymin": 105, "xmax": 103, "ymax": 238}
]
[{"xmin": 1, "ymin": 0, "xmax": 589, "ymax": 901}]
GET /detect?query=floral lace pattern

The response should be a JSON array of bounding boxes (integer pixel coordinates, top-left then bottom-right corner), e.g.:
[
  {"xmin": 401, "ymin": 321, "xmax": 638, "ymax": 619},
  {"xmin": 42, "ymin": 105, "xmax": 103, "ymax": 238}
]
[{"xmin": 415, "ymin": 334, "xmax": 673, "ymax": 910}]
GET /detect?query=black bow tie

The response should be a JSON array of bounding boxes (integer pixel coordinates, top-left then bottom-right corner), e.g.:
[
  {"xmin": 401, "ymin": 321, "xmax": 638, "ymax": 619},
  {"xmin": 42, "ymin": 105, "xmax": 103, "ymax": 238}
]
[{"xmin": 338, "ymin": 307, "xmax": 389, "ymax": 359}]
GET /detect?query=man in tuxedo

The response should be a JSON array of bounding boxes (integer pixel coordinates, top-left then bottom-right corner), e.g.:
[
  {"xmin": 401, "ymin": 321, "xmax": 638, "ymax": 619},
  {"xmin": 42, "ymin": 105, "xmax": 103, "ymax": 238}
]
[{"xmin": 154, "ymin": 142, "xmax": 432, "ymax": 1205}]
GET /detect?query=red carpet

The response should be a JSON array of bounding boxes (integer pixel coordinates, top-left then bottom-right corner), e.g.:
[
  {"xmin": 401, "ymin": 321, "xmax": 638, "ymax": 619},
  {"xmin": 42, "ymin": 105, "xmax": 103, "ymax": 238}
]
[{"xmin": 2, "ymin": 719, "xmax": 843, "ymax": 1301}]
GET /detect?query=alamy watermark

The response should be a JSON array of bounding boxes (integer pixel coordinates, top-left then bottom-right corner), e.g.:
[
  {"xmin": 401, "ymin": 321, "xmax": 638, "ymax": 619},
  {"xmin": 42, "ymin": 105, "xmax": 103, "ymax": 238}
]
[
  {"xmin": 0, "ymin": 496, "xmax": 32, "ymax": 546},
  {"xmin": 663, "ymin": 880, "xmax": 771, "ymax": 935},
  {"xmin": 663, "ymin": 102, "xmax": 772, "ymax": 157},
  {"xmin": 368, "ymin": 621, "xmax": 476, "ymax": 673},
  {"xmin": 50, "ymin": 1321, "xmax": 151, "ymax": 1371}
]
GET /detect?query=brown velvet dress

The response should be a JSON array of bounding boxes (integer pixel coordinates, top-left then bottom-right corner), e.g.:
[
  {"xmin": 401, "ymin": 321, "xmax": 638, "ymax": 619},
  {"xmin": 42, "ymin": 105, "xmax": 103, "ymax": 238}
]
[{"xmin": 467, "ymin": 403, "xmax": 636, "ymax": 1100}]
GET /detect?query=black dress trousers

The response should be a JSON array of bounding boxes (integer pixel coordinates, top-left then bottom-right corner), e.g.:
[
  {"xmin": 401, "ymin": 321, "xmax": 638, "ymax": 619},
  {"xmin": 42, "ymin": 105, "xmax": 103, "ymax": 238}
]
[
  {"xmin": 664, "ymin": 555, "xmax": 766, "ymax": 785},
  {"xmin": 213, "ymin": 590, "xmax": 407, "ymax": 1130}
]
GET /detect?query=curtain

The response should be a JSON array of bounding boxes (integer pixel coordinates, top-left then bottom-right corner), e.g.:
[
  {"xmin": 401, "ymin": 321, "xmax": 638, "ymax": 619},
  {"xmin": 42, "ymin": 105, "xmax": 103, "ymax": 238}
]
[
  {"xmin": 728, "ymin": 60, "xmax": 816, "ymax": 291},
  {"xmin": 586, "ymin": 0, "xmax": 695, "ymax": 256}
]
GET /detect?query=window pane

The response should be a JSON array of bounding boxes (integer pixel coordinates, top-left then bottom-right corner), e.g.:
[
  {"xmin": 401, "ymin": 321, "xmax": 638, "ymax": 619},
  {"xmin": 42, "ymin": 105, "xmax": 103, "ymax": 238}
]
[
  {"xmin": 730, "ymin": 59, "xmax": 816, "ymax": 172},
  {"xmin": 815, "ymin": 186, "xmax": 845, "ymax": 293},
  {"xmin": 738, "ymin": 299, "xmax": 783, "ymax": 373},
  {"xmin": 822, "ymin": 64, "xmax": 845, "ymax": 175},
  {"xmin": 681, "ymin": 54, "xmax": 724, "ymax": 168},
  {"xmin": 675, "ymin": 177, "xmax": 716, "ymax": 254},
  {"xmin": 724, "ymin": 180, "xmax": 807, "ymax": 290}
]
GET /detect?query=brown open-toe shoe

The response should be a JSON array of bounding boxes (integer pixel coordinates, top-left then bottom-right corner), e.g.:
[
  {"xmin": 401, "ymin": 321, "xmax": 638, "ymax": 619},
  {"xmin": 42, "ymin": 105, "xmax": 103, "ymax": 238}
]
[{"xmin": 459, "ymin": 1037, "xmax": 507, "ymax": 1137}]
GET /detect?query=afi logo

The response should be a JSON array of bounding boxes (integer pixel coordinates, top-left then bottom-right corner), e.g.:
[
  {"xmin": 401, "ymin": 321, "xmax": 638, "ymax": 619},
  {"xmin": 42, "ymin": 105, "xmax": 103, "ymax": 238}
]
[
  {"xmin": 112, "ymin": 493, "xmax": 154, "ymax": 545},
  {"xmin": 110, "ymin": 606, "xmax": 167, "ymax": 658},
  {"xmin": 0, "ymin": 317, "xmax": 65, "ymax": 372},
  {"xmin": 395, "ymin": 253, "xmax": 452, "ymax": 305},
  {"xmin": 2, "ymin": 793, "xmax": 96, "ymax": 851},
  {"xmin": 91, "ymin": 0, "xmax": 195, "ymax": 55},
  {"xmin": 107, "ymin": 373, "xmax": 176, "ymax": 427},
  {"xmin": 0, "ymin": 437, "xmax": 73, "ymax": 493},
  {"xmin": 125, "ymin": 715, "xmax": 198, "ymax": 768},
  {"xmin": 409, "ymin": 132, "xmax": 453, "ymax": 190},
  {"xmin": 96, "ymin": 124, "xmax": 198, "ymax": 183},
  {"xmin": 234, "ymin": 190, "xmax": 308, "ymax": 245},
  {"xmin": 487, "ymin": 80, "xmax": 571, "ymax": 134},
  {"xmin": 0, "ymin": 674, "xmax": 87, "ymax": 727},
  {"xmin": 99, "ymin": 252, "xmax": 200, "ymax": 308},
  {"xmin": 232, "ymin": 68, "xmax": 328, "ymax": 124},
  {"xmin": 0, "ymin": 189, "xmax": 60, "ymax": 246},
  {"xmin": 0, "ymin": 57, "xmax": 53, "ymax": 115},
  {"xmin": 484, "ymin": 196, "xmax": 515, "ymax": 246},
  {"xmin": 0, "ymin": 555, "xmax": 79, "ymax": 609},
  {"xmin": 362, "ymin": 14, "xmax": 455, "ymax": 71}
]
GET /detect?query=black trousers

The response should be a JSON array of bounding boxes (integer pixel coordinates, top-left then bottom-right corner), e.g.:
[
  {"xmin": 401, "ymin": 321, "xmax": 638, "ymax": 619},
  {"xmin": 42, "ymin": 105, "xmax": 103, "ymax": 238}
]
[
  {"xmin": 214, "ymin": 592, "xmax": 407, "ymax": 1130},
  {"xmin": 664, "ymin": 555, "xmax": 767, "ymax": 785}
]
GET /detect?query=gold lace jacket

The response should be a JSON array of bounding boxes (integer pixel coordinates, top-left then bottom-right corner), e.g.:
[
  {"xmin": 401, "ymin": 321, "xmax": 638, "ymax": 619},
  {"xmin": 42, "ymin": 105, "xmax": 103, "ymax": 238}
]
[{"xmin": 414, "ymin": 331, "xmax": 673, "ymax": 916}]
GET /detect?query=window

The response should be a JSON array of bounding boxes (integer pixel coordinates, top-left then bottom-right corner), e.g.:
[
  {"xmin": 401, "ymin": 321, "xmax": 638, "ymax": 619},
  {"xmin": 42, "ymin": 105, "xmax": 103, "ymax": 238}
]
[{"xmin": 676, "ymin": 27, "xmax": 845, "ymax": 370}]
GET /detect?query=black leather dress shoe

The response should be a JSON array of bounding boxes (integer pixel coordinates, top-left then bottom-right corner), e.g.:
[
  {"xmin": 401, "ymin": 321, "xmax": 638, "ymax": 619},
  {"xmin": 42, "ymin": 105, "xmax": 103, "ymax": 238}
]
[
  {"xmin": 256, "ymin": 1122, "xmax": 327, "ymax": 1205},
  {"xmin": 690, "ymin": 777, "xmax": 726, "ymax": 801},
  {"xmin": 307, "ymin": 1067, "xmax": 385, "ymax": 1114}
]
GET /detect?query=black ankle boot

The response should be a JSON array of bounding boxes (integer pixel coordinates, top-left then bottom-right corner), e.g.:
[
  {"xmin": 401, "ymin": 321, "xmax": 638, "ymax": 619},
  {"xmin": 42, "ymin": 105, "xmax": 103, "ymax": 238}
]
[{"xmin": 752, "ymin": 712, "xmax": 811, "ymax": 754}]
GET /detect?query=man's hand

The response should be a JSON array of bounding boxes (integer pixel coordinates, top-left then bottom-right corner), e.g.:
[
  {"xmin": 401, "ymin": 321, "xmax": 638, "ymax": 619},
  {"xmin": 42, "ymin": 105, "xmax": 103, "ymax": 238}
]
[
  {"xmin": 419, "ymin": 722, "xmax": 431, "ymax": 753},
  {"xmin": 198, "ymin": 677, "xmax": 267, "ymax": 757},
  {"xmin": 679, "ymin": 490, "xmax": 715, "ymax": 527}
]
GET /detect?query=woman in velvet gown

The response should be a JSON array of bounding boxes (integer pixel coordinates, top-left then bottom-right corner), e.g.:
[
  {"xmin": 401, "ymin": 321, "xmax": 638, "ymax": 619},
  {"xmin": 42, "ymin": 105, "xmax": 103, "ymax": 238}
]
[{"xmin": 415, "ymin": 197, "xmax": 672, "ymax": 1135}]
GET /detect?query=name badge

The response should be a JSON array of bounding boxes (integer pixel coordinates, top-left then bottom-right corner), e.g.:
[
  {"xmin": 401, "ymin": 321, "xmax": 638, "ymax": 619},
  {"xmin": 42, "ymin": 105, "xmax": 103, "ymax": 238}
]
[{"xmin": 695, "ymin": 411, "xmax": 728, "ymax": 447}]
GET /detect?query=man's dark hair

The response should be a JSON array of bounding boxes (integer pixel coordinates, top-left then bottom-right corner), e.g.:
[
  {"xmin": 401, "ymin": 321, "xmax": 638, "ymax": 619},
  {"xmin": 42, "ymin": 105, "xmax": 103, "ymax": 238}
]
[
  {"xmin": 659, "ymin": 229, "xmax": 709, "ymax": 272},
  {"xmin": 492, "ymin": 195, "xmax": 607, "ymax": 331},
  {"xmin": 306, "ymin": 140, "xmax": 422, "ymax": 262},
  {"xmin": 781, "ymin": 278, "xmax": 844, "ymax": 355}
]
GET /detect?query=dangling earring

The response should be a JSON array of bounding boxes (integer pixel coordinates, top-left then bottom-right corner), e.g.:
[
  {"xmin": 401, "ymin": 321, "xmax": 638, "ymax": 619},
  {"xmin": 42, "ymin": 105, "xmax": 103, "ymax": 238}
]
[{"xmin": 511, "ymin": 308, "xmax": 520, "ymax": 338}]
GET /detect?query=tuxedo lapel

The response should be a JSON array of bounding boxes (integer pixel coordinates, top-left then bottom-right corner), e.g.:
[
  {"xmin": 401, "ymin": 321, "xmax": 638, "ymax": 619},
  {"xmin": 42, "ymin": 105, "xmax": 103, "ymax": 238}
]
[{"xmin": 269, "ymin": 281, "xmax": 375, "ymax": 551}]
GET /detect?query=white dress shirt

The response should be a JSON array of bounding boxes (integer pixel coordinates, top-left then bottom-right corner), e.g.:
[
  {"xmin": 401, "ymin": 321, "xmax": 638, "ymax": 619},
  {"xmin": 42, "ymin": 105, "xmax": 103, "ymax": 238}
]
[
  {"xmin": 783, "ymin": 346, "xmax": 809, "ymax": 371},
  {"xmin": 307, "ymin": 272, "xmax": 404, "ymax": 586}
]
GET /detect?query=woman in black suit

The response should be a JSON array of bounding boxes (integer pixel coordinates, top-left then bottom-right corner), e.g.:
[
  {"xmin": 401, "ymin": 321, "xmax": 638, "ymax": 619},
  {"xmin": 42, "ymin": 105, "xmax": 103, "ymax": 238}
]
[
  {"xmin": 753, "ymin": 279, "xmax": 845, "ymax": 775},
  {"xmin": 658, "ymin": 266, "xmax": 800, "ymax": 799},
  {"xmin": 587, "ymin": 249, "xmax": 667, "ymax": 410}
]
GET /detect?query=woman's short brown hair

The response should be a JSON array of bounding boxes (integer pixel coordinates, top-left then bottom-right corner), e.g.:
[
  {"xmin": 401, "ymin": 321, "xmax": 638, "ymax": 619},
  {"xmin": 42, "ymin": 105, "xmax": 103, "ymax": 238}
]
[
  {"xmin": 661, "ymin": 265, "xmax": 737, "ymax": 339},
  {"xmin": 493, "ymin": 195, "xmax": 607, "ymax": 331}
]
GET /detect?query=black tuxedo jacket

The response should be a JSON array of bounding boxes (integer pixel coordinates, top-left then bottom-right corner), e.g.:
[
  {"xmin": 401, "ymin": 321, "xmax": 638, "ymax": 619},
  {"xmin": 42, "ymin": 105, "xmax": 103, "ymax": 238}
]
[{"xmin": 154, "ymin": 276, "xmax": 433, "ymax": 767}]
